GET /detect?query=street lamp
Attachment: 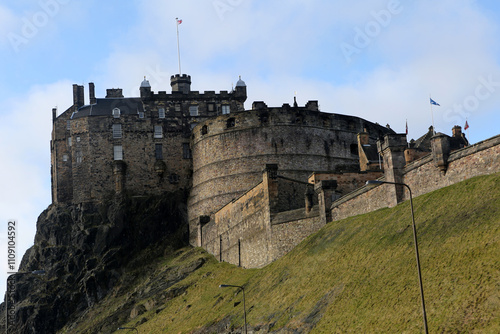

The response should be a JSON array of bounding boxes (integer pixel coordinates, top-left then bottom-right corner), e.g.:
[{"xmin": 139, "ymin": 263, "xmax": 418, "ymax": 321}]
[
  {"xmin": 5, "ymin": 270, "xmax": 45, "ymax": 334},
  {"xmin": 219, "ymin": 284, "xmax": 247, "ymax": 334},
  {"xmin": 366, "ymin": 180, "xmax": 428, "ymax": 334},
  {"xmin": 117, "ymin": 326, "xmax": 139, "ymax": 334}
]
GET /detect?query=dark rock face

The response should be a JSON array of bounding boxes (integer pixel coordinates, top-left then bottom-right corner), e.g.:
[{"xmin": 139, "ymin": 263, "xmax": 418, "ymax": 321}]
[{"xmin": 1, "ymin": 191, "xmax": 188, "ymax": 334}]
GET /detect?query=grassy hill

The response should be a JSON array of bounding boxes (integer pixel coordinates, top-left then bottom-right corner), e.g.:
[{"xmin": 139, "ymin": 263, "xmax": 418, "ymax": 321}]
[{"xmin": 64, "ymin": 173, "xmax": 500, "ymax": 333}]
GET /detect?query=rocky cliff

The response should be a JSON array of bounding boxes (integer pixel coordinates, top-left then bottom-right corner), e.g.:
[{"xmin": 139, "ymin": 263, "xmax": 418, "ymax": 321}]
[{"xmin": 1, "ymin": 191, "xmax": 190, "ymax": 334}]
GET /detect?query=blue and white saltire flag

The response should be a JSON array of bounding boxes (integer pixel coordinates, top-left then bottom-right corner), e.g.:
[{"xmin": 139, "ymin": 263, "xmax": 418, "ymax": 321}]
[{"xmin": 430, "ymin": 98, "xmax": 440, "ymax": 106}]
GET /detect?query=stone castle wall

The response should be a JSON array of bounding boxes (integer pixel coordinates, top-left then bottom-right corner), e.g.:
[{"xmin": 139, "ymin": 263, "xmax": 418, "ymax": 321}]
[
  {"xmin": 202, "ymin": 166, "xmax": 326, "ymax": 268},
  {"xmin": 331, "ymin": 134, "xmax": 500, "ymax": 221},
  {"xmin": 51, "ymin": 77, "xmax": 246, "ymax": 204},
  {"xmin": 188, "ymin": 104, "xmax": 394, "ymax": 246}
]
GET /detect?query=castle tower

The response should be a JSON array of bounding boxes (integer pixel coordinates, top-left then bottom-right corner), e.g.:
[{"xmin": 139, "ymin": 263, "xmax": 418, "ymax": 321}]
[
  {"xmin": 170, "ymin": 74, "xmax": 191, "ymax": 94},
  {"xmin": 140, "ymin": 77, "xmax": 151, "ymax": 99},
  {"xmin": 234, "ymin": 75, "xmax": 247, "ymax": 103}
]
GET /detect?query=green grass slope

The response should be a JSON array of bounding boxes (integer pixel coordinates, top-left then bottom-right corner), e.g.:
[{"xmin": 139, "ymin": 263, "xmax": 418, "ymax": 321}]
[{"xmin": 72, "ymin": 173, "xmax": 499, "ymax": 333}]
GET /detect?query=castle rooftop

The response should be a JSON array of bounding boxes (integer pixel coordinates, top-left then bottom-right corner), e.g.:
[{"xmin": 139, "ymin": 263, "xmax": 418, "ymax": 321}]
[{"xmin": 71, "ymin": 97, "xmax": 144, "ymax": 119}]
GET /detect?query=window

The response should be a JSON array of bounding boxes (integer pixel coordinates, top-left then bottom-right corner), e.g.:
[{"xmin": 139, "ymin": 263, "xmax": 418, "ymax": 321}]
[
  {"xmin": 201, "ymin": 125, "xmax": 208, "ymax": 135},
  {"xmin": 138, "ymin": 111, "xmax": 144, "ymax": 119},
  {"xmin": 112, "ymin": 108, "xmax": 121, "ymax": 118},
  {"xmin": 350, "ymin": 143, "xmax": 359, "ymax": 156},
  {"xmin": 66, "ymin": 120, "xmax": 71, "ymax": 130},
  {"xmin": 114, "ymin": 145, "xmax": 123, "ymax": 160},
  {"xmin": 183, "ymin": 143, "xmax": 191, "ymax": 159},
  {"xmin": 222, "ymin": 105, "xmax": 230, "ymax": 114},
  {"xmin": 226, "ymin": 117, "xmax": 235, "ymax": 128},
  {"xmin": 207, "ymin": 103, "xmax": 215, "ymax": 112},
  {"xmin": 76, "ymin": 136, "xmax": 81, "ymax": 142},
  {"xmin": 68, "ymin": 137, "xmax": 72, "ymax": 147},
  {"xmin": 175, "ymin": 104, "xmax": 181, "ymax": 112},
  {"xmin": 62, "ymin": 154, "xmax": 69, "ymax": 162},
  {"xmin": 112, "ymin": 124, "xmax": 122, "ymax": 138},
  {"xmin": 159, "ymin": 108, "xmax": 165, "ymax": 118},
  {"xmin": 155, "ymin": 143, "xmax": 163, "ymax": 160},
  {"xmin": 154, "ymin": 125, "xmax": 163, "ymax": 138},
  {"xmin": 76, "ymin": 151, "xmax": 83, "ymax": 164},
  {"xmin": 189, "ymin": 105, "xmax": 198, "ymax": 116}
]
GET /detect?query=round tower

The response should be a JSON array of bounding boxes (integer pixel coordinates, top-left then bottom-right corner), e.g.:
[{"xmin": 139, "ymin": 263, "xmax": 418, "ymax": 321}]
[{"xmin": 187, "ymin": 103, "xmax": 394, "ymax": 245}]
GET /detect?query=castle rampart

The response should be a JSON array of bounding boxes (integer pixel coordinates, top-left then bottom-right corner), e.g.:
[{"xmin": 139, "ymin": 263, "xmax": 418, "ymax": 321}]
[
  {"xmin": 331, "ymin": 133, "xmax": 500, "ymax": 221},
  {"xmin": 188, "ymin": 104, "xmax": 395, "ymax": 246}
]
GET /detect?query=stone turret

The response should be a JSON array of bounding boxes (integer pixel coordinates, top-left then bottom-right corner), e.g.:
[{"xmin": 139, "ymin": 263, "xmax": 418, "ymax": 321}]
[
  {"xmin": 234, "ymin": 75, "xmax": 247, "ymax": 103},
  {"xmin": 140, "ymin": 77, "xmax": 151, "ymax": 99},
  {"xmin": 171, "ymin": 74, "xmax": 191, "ymax": 94},
  {"xmin": 378, "ymin": 133, "xmax": 408, "ymax": 205}
]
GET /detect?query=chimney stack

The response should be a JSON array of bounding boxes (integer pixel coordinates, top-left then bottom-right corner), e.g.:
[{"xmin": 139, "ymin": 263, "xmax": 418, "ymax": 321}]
[
  {"xmin": 72, "ymin": 84, "xmax": 85, "ymax": 108},
  {"xmin": 89, "ymin": 82, "xmax": 96, "ymax": 104},
  {"xmin": 452, "ymin": 125, "xmax": 462, "ymax": 138}
]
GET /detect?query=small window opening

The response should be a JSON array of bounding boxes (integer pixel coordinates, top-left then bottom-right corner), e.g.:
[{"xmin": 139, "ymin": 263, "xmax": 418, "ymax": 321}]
[{"xmin": 226, "ymin": 117, "xmax": 235, "ymax": 128}]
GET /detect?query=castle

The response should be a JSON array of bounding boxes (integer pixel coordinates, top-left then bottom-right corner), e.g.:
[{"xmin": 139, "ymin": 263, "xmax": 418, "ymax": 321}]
[{"xmin": 51, "ymin": 74, "xmax": 500, "ymax": 268}]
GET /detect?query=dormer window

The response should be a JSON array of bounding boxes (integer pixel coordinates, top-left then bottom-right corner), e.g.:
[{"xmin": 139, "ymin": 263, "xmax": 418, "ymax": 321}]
[
  {"xmin": 138, "ymin": 111, "xmax": 144, "ymax": 118},
  {"xmin": 112, "ymin": 108, "xmax": 121, "ymax": 118},
  {"xmin": 159, "ymin": 108, "xmax": 165, "ymax": 118}
]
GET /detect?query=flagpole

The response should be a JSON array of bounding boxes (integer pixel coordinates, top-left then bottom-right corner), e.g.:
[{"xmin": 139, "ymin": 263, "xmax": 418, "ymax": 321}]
[
  {"xmin": 176, "ymin": 17, "xmax": 182, "ymax": 75},
  {"xmin": 465, "ymin": 118, "xmax": 470, "ymax": 142},
  {"xmin": 429, "ymin": 94, "xmax": 435, "ymax": 134}
]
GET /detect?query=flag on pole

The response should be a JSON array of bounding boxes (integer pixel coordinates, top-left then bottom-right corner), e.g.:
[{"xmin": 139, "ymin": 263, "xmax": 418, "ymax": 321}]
[
  {"xmin": 177, "ymin": 18, "xmax": 182, "ymax": 24},
  {"xmin": 464, "ymin": 120, "xmax": 469, "ymax": 130},
  {"xmin": 430, "ymin": 98, "xmax": 440, "ymax": 106}
]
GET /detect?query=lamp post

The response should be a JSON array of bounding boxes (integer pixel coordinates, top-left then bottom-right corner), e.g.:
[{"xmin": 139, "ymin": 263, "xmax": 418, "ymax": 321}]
[
  {"xmin": 5, "ymin": 270, "xmax": 45, "ymax": 334},
  {"xmin": 219, "ymin": 284, "xmax": 247, "ymax": 334},
  {"xmin": 366, "ymin": 180, "xmax": 428, "ymax": 334},
  {"xmin": 117, "ymin": 326, "xmax": 139, "ymax": 334}
]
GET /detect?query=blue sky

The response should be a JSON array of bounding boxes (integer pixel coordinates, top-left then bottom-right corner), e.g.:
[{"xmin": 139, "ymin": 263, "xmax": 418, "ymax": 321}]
[{"xmin": 1, "ymin": 0, "xmax": 500, "ymax": 295}]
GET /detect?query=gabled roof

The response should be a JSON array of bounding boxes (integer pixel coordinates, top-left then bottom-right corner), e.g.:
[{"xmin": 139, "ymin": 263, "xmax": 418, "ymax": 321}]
[
  {"xmin": 411, "ymin": 126, "xmax": 434, "ymax": 151},
  {"xmin": 71, "ymin": 97, "xmax": 144, "ymax": 119}
]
